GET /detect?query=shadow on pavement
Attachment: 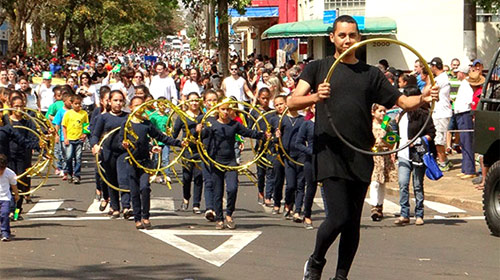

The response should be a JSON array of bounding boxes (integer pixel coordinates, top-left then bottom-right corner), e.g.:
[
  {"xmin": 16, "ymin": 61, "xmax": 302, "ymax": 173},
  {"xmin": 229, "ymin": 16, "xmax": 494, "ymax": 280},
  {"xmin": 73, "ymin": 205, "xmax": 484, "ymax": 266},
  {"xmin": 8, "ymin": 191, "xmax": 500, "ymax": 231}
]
[
  {"xmin": 0, "ymin": 263, "xmax": 218, "ymax": 279},
  {"xmin": 12, "ymin": 223, "xmax": 86, "ymax": 229}
]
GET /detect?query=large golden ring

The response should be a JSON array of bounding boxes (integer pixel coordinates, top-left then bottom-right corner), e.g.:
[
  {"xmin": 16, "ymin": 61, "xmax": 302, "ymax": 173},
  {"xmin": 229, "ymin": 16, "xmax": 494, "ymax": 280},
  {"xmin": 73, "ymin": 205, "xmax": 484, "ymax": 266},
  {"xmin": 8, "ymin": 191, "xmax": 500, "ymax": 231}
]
[
  {"xmin": 322, "ymin": 38, "xmax": 436, "ymax": 156},
  {"xmin": 196, "ymin": 99, "xmax": 271, "ymax": 172}
]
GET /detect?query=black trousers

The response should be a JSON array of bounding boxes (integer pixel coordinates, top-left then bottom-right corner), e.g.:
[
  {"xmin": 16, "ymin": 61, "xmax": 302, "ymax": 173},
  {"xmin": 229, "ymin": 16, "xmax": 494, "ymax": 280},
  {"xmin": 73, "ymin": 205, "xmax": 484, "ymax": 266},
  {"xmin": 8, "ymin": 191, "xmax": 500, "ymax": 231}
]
[
  {"xmin": 182, "ymin": 161, "xmax": 203, "ymax": 208},
  {"xmin": 312, "ymin": 177, "xmax": 369, "ymax": 279},
  {"xmin": 8, "ymin": 154, "xmax": 31, "ymax": 211},
  {"xmin": 272, "ymin": 156, "xmax": 286, "ymax": 208}
]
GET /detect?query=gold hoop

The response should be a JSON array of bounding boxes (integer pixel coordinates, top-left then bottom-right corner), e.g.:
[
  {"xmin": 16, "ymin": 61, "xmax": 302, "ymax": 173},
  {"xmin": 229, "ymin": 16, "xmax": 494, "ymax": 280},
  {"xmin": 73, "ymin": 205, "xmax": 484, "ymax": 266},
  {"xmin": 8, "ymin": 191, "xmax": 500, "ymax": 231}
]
[
  {"xmin": 196, "ymin": 99, "xmax": 271, "ymax": 172},
  {"xmin": 277, "ymin": 107, "xmax": 304, "ymax": 166},
  {"xmin": 322, "ymin": 38, "xmax": 436, "ymax": 156}
]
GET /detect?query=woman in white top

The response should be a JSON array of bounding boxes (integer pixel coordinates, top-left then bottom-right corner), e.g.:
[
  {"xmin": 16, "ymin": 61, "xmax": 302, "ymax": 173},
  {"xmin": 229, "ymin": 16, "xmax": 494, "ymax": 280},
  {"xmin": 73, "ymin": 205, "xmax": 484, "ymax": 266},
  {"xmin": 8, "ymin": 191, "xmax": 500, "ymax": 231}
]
[
  {"xmin": 76, "ymin": 72, "xmax": 97, "ymax": 113},
  {"xmin": 8, "ymin": 70, "xmax": 18, "ymax": 89},
  {"xmin": 18, "ymin": 76, "xmax": 39, "ymax": 111},
  {"xmin": 181, "ymin": 68, "xmax": 202, "ymax": 98}
]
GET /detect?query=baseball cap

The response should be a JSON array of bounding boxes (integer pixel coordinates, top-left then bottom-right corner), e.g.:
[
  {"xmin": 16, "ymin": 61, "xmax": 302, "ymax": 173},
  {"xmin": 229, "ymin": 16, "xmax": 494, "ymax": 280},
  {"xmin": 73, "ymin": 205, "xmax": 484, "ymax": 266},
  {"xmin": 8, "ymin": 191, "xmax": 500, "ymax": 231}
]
[
  {"xmin": 42, "ymin": 71, "xmax": 52, "ymax": 80},
  {"xmin": 428, "ymin": 57, "xmax": 443, "ymax": 68},
  {"xmin": 454, "ymin": 65, "xmax": 469, "ymax": 73},
  {"xmin": 472, "ymin": 59, "xmax": 483, "ymax": 66}
]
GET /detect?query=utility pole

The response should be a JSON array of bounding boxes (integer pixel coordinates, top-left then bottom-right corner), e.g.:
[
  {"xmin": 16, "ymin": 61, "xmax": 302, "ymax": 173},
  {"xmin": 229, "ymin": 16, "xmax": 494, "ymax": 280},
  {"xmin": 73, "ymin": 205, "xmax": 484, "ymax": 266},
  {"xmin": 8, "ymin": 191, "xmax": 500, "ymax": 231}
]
[{"xmin": 464, "ymin": 0, "xmax": 477, "ymax": 60}]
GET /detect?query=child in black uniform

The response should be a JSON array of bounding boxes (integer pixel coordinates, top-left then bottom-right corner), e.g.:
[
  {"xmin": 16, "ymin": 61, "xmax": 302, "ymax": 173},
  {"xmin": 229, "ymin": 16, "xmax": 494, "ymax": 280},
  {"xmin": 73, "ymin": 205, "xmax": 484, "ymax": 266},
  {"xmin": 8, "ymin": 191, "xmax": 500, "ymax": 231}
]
[
  {"xmin": 172, "ymin": 92, "xmax": 204, "ymax": 214},
  {"xmin": 121, "ymin": 96, "xmax": 185, "ymax": 230},
  {"xmin": 271, "ymin": 95, "xmax": 287, "ymax": 215},
  {"xmin": 197, "ymin": 98, "xmax": 271, "ymax": 230}
]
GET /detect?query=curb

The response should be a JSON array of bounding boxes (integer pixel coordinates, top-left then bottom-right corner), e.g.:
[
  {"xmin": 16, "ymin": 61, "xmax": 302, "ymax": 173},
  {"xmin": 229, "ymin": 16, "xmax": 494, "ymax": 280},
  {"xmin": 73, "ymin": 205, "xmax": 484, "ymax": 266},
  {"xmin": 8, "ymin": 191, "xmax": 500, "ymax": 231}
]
[{"xmin": 385, "ymin": 186, "xmax": 483, "ymax": 212}]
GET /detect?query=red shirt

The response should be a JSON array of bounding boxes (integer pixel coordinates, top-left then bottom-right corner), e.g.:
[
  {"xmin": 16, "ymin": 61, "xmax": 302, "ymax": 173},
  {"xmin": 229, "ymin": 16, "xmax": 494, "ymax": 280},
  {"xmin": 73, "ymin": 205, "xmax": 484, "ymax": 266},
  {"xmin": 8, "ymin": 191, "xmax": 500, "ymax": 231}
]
[{"xmin": 471, "ymin": 86, "xmax": 483, "ymax": 110}]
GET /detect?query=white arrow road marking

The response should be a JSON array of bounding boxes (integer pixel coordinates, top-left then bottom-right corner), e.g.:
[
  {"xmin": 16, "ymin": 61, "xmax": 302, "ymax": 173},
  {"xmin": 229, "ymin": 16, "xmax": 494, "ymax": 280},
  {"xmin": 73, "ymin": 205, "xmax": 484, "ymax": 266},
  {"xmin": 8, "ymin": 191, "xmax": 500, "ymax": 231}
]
[
  {"xmin": 141, "ymin": 229, "xmax": 262, "ymax": 267},
  {"xmin": 27, "ymin": 199, "xmax": 64, "ymax": 215}
]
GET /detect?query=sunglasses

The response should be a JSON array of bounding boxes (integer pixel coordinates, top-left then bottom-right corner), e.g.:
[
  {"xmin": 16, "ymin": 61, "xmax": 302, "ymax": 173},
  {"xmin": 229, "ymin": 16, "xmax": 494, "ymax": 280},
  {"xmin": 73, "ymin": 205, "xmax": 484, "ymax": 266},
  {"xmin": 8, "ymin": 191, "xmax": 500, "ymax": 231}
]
[
  {"xmin": 230, "ymin": 68, "xmax": 238, "ymax": 71},
  {"xmin": 134, "ymin": 76, "xmax": 142, "ymax": 78}
]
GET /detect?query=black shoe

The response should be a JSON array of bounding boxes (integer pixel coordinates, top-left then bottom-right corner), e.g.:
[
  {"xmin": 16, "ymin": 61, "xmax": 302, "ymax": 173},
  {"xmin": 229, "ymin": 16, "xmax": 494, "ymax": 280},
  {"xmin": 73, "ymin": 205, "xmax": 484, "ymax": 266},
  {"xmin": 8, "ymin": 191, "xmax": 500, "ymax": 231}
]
[
  {"xmin": 284, "ymin": 209, "xmax": 294, "ymax": 220},
  {"xmin": 205, "ymin": 210, "xmax": 215, "ymax": 222},
  {"xmin": 99, "ymin": 200, "xmax": 108, "ymax": 212},
  {"xmin": 110, "ymin": 211, "xmax": 120, "ymax": 219},
  {"xmin": 272, "ymin": 207, "xmax": 280, "ymax": 215},
  {"xmin": 123, "ymin": 208, "xmax": 133, "ymax": 220},
  {"xmin": 73, "ymin": 177, "xmax": 81, "ymax": 184},
  {"xmin": 303, "ymin": 255, "xmax": 326, "ymax": 280}
]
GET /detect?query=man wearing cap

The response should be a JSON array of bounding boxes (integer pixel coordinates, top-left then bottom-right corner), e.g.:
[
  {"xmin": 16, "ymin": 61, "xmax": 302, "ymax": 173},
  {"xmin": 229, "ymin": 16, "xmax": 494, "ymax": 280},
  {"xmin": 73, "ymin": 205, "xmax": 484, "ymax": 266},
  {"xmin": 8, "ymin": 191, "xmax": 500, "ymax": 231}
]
[
  {"xmin": 454, "ymin": 65, "xmax": 476, "ymax": 179},
  {"xmin": 36, "ymin": 72, "xmax": 55, "ymax": 116},
  {"xmin": 429, "ymin": 57, "xmax": 453, "ymax": 171}
]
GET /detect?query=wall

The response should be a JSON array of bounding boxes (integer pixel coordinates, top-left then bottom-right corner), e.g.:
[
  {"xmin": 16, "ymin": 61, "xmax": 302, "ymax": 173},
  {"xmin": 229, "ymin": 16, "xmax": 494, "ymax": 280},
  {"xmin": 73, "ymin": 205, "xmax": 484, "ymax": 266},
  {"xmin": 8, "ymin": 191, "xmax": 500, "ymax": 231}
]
[
  {"xmin": 365, "ymin": 0, "xmax": 465, "ymax": 70},
  {"xmin": 477, "ymin": 22, "xmax": 500, "ymax": 65}
]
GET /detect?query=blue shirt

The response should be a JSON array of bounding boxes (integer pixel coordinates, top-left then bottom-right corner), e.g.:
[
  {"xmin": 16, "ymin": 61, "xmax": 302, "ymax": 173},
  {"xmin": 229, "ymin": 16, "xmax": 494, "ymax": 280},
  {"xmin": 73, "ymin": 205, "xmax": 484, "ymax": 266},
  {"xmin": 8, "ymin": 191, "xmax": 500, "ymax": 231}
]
[{"xmin": 52, "ymin": 107, "xmax": 68, "ymax": 141}]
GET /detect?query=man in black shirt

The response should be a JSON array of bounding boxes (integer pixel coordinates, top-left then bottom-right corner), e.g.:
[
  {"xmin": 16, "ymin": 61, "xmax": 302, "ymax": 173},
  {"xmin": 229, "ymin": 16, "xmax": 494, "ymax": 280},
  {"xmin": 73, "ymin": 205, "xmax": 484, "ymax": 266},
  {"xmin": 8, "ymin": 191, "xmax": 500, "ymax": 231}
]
[
  {"xmin": 91, "ymin": 63, "xmax": 108, "ymax": 84},
  {"xmin": 287, "ymin": 15, "xmax": 439, "ymax": 280}
]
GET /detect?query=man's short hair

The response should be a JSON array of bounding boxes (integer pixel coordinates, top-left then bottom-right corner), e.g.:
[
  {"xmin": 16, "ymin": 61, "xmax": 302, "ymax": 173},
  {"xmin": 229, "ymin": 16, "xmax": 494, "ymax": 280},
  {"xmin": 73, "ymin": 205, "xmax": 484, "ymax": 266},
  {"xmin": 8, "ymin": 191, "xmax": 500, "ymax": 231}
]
[
  {"xmin": 0, "ymin": 154, "xmax": 7, "ymax": 169},
  {"xmin": 429, "ymin": 57, "xmax": 444, "ymax": 70},
  {"xmin": 154, "ymin": 62, "xmax": 166, "ymax": 70},
  {"xmin": 333, "ymin": 15, "xmax": 360, "ymax": 34}
]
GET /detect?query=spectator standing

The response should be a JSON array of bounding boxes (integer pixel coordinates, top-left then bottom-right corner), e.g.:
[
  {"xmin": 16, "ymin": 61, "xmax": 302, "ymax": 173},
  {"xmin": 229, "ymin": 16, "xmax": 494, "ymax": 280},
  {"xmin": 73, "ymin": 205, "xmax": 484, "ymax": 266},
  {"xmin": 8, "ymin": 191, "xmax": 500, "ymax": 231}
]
[
  {"xmin": 221, "ymin": 63, "xmax": 255, "ymax": 103},
  {"xmin": 36, "ymin": 71, "xmax": 55, "ymax": 116},
  {"xmin": 429, "ymin": 57, "xmax": 453, "ymax": 171},
  {"xmin": 181, "ymin": 68, "xmax": 202, "ymax": 97},
  {"xmin": 149, "ymin": 62, "xmax": 178, "ymax": 102},
  {"xmin": 0, "ymin": 69, "xmax": 9, "ymax": 88},
  {"xmin": 454, "ymin": 65, "xmax": 477, "ymax": 179},
  {"xmin": 0, "ymin": 154, "xmax": 19, "ymax": 242}
]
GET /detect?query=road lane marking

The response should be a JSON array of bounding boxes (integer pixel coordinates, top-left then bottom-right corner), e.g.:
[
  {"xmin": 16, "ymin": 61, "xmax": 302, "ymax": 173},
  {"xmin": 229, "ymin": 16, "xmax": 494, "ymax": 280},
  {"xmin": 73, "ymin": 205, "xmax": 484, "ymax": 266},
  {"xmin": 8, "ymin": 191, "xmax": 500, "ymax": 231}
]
[
  {"xmin": 141, "ymin": 229, "xmax": 262, "ymax": 267},
  {"xmin": 364, "ymin": 198, "xmax": 400, "ymax": 214},
  {"xmin": 413, "ymin": 199, "xmax": 466, "ymax": 213},
  {"xmin": 86, "ymin": 200, "xmax": 109, "ymax": 214},
  {"xmin": 150, "ymin": 197, "xmax": 175, "ymax": 213},
  {"xmin": 27, "ymin": 199, "xmax": 65, "ymax": 215}
]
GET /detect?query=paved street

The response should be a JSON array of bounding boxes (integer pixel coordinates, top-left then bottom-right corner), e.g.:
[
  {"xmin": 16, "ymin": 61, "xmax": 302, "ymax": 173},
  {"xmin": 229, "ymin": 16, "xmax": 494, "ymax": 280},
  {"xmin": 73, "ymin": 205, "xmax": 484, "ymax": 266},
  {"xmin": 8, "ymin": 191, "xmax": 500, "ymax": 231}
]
[{"xmin": 0, "ymin": 152, "xmax": 498, "ymax": 280}]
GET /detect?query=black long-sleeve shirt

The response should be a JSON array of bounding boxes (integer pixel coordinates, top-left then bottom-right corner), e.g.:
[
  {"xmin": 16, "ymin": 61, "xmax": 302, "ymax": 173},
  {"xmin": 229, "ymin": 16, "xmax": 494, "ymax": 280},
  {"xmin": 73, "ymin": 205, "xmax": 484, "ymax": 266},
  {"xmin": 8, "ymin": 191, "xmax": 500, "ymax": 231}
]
[
  {"xmin": 0, "ymin": 123, "xmax": 39, "ymax": 160},
  {"xmin": 296, "ymin": 119, "xmax": 314, "ymax": 158},
  {"xmin": 248, "ymin": 107, "xmax": 275, "ymax": 151},
  {"xmin": 120, "ymin": 120, "xmax": 182, "ymax": 162},
  {"xmin": 9, "ymin": 118, "xmax": 39, "ymax": 159},
  {"xmin": 280, "ymin": 114, "xmax": 305, "ymax": 158},
  {"xmin": 202, "ymin": 119, "xmax": 265, "ymax": 165},
  {"xmin": 90, "ymin": 111, "xmax": 129, "ymax": 152},
  {"xmin": 172, "ymin": 112, "xmax": 203, "ymax": 158}
]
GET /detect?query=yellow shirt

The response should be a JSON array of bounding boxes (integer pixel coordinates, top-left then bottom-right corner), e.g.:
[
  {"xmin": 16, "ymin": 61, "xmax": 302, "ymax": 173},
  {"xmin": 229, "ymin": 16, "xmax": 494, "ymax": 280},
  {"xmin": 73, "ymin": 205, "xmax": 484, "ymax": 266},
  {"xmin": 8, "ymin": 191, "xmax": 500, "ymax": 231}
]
[{"xmin": 62, "ymin": 109, "xmax": 88, "ymax": 140}]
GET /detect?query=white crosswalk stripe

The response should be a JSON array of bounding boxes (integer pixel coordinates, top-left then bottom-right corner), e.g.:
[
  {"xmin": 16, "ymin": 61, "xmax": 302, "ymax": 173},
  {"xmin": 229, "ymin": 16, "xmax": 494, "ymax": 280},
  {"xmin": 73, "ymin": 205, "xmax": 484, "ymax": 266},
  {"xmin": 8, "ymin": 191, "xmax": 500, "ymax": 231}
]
[
  {"xmin": 364, "ymin": 198, "xmax": 401, "ymax": 215},
  {"xmin": 86, "ymin": 200, "xmax": 109, "ymax": 214},
  {"xmin": 27, "ymin": 199, "xmax": 65, "ymax": 215},
  {"xmin": 415, "ymin": 199, "xmax": 466, "ymax": 214}
]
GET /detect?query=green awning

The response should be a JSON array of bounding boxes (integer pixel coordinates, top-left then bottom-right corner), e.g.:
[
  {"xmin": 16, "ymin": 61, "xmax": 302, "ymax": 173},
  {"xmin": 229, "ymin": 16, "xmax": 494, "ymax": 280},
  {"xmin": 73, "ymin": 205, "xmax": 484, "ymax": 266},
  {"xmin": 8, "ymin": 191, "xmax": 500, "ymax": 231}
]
[{"xmin": 261, "ymin": 17, "xmax": 397, "ymax": 40}]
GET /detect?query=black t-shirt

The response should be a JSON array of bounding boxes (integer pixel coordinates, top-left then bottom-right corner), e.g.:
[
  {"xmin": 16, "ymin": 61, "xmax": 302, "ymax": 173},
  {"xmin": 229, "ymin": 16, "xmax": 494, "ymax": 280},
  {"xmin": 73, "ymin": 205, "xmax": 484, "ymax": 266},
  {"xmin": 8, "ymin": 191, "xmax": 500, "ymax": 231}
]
[
  {"xmin": 92, "ymin": 70, "xmax": 107, "ymax": 82},
  {"xmin": 299, "ymin": 57, "xmax": 401, "ymax": 183}
]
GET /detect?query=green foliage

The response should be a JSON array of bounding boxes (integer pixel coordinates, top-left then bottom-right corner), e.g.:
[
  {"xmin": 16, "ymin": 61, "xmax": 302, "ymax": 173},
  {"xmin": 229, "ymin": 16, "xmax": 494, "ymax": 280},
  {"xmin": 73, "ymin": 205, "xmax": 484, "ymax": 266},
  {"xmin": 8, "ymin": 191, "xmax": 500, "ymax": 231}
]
[
  {"xmin": 27, "ymin": 40, "xmax": 51, "ymax": 58},
  {"xmin": 475, "ymin": 0, "xmax": 500, "ymax": 12}
]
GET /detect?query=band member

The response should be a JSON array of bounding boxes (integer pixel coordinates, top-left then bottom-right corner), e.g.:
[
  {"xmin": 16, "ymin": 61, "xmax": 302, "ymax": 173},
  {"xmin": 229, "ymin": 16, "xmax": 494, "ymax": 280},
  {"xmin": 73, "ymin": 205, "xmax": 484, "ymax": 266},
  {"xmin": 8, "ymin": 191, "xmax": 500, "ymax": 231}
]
[
  {"xmin": 197, "ymin": 98, "xmax": 271, "ymax": 230},
  {"xmin": 121, "ymin": 96, "xmax": 185, "ymax": 230}
]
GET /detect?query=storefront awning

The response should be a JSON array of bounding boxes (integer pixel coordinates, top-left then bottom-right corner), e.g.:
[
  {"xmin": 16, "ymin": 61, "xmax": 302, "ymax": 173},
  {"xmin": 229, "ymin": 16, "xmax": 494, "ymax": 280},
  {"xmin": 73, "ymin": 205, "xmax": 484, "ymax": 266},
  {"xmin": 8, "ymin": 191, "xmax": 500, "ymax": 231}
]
[
  {"xmin": 229, "ymin": 7, "xmax": 279, "ymax": 18},
  {"xmin": 261, "ymin": 17, "xmax": 397, "ymax": 40}
]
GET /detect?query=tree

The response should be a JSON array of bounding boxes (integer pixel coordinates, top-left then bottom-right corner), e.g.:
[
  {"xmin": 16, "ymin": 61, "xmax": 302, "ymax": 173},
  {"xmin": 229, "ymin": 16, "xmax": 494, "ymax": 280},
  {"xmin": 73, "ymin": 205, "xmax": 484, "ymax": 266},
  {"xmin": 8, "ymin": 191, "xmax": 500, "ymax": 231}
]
[
  {"xmin": 0, "ymin": 0, "xmax": 47, "ymax": 56},
  {"xmin": 182, "ymin": 0, "xmax": 250, "ymax": 77}
]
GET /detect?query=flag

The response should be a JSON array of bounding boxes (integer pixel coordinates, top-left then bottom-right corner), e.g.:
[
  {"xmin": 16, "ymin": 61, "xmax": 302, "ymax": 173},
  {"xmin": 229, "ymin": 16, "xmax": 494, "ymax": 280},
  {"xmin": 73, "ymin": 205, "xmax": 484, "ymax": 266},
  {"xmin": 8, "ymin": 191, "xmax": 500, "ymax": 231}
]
[
  {"xmin": 82, "ymin": 123, "xmax": 90, "ymax": 134},
  {"xmin": 380, "ymin": 115, "xmax": 391, "ymax": 130},
  {"xmin": 383, "ymin": 131, "xmax": 400, "ymax": 145}
]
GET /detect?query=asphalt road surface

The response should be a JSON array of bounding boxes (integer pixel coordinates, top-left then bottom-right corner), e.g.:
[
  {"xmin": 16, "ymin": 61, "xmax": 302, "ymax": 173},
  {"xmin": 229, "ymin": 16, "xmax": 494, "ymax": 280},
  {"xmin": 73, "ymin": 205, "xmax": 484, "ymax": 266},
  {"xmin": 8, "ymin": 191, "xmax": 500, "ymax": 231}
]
[{"xmin": 0, "ymin": 152, "xmax": 498, "ymax": 280}]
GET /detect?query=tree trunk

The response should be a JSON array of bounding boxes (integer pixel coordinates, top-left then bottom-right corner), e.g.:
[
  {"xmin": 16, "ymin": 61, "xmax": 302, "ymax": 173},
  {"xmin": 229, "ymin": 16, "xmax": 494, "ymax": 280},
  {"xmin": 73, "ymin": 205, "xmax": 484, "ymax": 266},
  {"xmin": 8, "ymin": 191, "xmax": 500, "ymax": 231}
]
[
  {"xmin": 463, "ymin": 0, "xmax": 477, "ymax": 60},
  {"xmin": 217, "ymin": 0, "xmax": 229, "ymax": 78},
  {"xmin": 32, "ymin": 18, "xmax": 42, "ymax": 43},
  {"xmin": 8, "ymin": 17, "xmax": 26, "ymax": 56}
]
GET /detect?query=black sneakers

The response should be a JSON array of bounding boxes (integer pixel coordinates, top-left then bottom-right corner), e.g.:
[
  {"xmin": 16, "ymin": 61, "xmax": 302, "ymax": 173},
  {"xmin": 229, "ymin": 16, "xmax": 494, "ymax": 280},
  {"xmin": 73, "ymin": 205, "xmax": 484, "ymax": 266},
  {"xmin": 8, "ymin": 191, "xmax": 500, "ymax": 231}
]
[{"xmin": 303, "ymin": 255, "xmax": 326, "ymax": 280}]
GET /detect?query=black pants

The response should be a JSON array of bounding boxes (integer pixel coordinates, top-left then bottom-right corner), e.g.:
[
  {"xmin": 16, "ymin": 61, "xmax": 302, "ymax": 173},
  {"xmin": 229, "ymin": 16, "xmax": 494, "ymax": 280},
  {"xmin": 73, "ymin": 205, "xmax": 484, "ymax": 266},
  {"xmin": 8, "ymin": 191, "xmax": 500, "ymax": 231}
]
[
  {"xmin": 284, "ymin": 158, "xmax": 305, "ymax": 213},
  {"xmin": 302, "ymin": 158, "xmax": 317, "ymax": 218},
  {"xmin": 127, "ymin": 163, "xmax": 151, "ymax": 222},
  {"xmin": 182, "ymin": 161, "xmax": 203, "ymax": 208},
  {"xmin": 8, "ymin": 155, "xmax": 31, "ymax": 211},
  {"xmin": 272, "ymin": 156, "xmax": 286, "ymax": 208},
  {"xmin": 256, "ymin": 160, "xmax": 274, "ymax": 200},
  {"xmin": 212, "ymin": 160, "xmax": 238, "ymax": 222},
  {"xmin": 312, "ymin": 177, "xmax": 369, "ymax": 279}
]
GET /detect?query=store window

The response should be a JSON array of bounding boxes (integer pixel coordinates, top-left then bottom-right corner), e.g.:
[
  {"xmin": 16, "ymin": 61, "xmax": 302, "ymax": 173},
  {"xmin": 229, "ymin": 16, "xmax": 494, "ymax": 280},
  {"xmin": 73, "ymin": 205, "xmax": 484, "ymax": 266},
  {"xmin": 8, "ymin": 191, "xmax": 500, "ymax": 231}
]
[{"xmin": 324, "ymin": 0, "xmax": 366, "ymax": 15}]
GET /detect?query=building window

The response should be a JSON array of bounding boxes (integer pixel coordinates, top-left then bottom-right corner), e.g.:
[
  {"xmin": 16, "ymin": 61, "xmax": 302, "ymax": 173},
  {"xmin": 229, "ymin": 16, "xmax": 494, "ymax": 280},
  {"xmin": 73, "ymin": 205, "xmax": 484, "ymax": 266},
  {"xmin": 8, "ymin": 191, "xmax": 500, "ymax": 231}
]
[{"xmin": 324, "ymin": 0, "xmax": 366, "ymax": 16}]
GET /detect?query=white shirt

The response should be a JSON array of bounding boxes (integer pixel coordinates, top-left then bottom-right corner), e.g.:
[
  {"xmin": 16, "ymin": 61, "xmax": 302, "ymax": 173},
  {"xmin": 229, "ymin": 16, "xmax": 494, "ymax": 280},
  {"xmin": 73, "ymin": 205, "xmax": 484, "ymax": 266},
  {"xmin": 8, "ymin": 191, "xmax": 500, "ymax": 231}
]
[
  {"xmin": 223, "ymin": 76, "xmax": 246, "ymax": 102},
  {"xmin": 36, "ymin": 83, "xmax": 55, "ymax": 112},
  {"xmin": 25, "ymin": 88, "xmax": 38, "ymax": 110},
  {"xmin": 432, "ymin": 72, "xmax": 452, "ymax": 119},
  {"xmin": 454, "ymin": 79, "xmax": 473, "ymax": 114},
  {"xmin": 111, "ymin": 82, "xmax": 135, "ymax": 112},
  {"xmin": 397, "ymin": 113, "xmax": 410, "ymax": 161},
  {"xmin": 0, "ymin": 168, "xmax": 17, "ymax": 201},
  {"xmin": 149, "ymin": 75, "xmax": 178, "ymax": 101},
  {"xmin": 78, "ymin": 85, "xmax": 97, "ymax": 106},
  {"xmin": 181, "ymin": 80, "xmax": 201, "ymax": 96}
]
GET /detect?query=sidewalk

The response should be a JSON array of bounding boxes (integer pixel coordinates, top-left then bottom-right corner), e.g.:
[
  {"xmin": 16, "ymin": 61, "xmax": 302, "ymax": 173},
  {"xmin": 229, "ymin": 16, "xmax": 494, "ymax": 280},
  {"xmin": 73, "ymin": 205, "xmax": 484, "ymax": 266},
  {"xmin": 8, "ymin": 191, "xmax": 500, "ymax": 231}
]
[{"xmin": 385, "ymin": 153, "xmax": 484, "ymax": 212}]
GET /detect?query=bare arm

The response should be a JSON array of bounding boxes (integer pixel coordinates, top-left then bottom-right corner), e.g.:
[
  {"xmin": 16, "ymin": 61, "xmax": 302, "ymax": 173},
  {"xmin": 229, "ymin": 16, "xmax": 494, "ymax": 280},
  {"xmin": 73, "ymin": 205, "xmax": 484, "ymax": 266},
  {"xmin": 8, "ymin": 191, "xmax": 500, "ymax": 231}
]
[
  {"xmin": 287, "ymin": 80, "xmax": 330, "ymax": 111},
  {"xmin": 396, "ymin": 84, "xmax": 439, "ymax": 111},
  {"xmin": 243, "ymin": 82, "xmax": 255, "ymax": 100}
]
